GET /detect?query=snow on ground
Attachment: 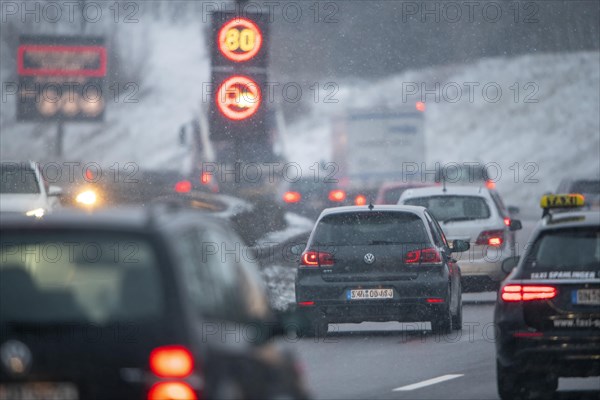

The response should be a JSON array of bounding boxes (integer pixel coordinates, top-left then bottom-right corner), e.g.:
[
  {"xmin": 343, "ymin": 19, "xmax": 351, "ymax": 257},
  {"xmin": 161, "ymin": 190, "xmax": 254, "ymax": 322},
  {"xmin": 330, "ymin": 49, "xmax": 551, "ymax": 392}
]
[
  {"xmin": 283, "ymin": 51, "xmax": 600, "ymax": 218},
  {"xmin": 256, "ymin": 212, "xmax": 314, "ymax": 246}
]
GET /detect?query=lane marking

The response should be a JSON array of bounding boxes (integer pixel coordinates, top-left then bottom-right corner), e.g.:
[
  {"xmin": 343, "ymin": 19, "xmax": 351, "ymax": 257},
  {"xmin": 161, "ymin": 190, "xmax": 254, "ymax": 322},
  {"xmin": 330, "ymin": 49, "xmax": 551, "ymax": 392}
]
[{"xmin": 392, "ymin": 374, "xmax": 464, "ymax": 391}]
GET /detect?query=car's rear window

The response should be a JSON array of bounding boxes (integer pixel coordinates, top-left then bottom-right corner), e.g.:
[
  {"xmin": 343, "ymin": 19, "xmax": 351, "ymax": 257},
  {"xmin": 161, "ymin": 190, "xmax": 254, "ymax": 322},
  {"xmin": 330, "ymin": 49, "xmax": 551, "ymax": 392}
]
[
  {"xmin": 0, "ymin": 232, "xmax": 164, "ymax": 325},
  {"xmin": 312, "ymin": 211, "xmax": 429, "ymax": 246},
  {"xmin": 525, "ymin": 227, "xmax": 600, "ymax": 270},
  {"xmin": 0, "ymin": 165, "xmax": 40, "ymax": 194},
  {"xmin": 403, "ymin": 195, "xmax": 491, "ymax": 222},
  {"xmin": 571, "ymin": 180, "xmax": 600, "ymax": 195}
]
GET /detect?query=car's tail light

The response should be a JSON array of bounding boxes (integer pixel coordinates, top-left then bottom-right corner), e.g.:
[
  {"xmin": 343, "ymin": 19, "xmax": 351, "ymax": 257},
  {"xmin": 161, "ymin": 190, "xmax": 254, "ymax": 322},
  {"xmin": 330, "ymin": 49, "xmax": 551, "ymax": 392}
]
[
  {"xmin": 174, "ymin": 180, "xmax": 192, "ymax": 193},
  {"xmin": 486, "ymin": 180, "xmax": 496, "ymax": 189},
  {"xmin": 426, "ymin": 298, "xmax": 444, "ymax": 303},
  {"xmin": 148, "ymin": 382, "xmax": 197, "ymax": 400},
  {"xmin": 328, "ymin": 190, "xmax": 346, "ymax": 202},
  {"xmin": 150, "ymin": 346, "xmax": 194, "ymax": 378},
  {"xmin": 501, "ymin": 285, "xmax": 557, "ymax": 302},
  {"xmin": 283, "ymin": 191, "xmax": 301, "ymax": 203},
  {"xmin": 301, "ymin": 251, "xmax": 334, "ymax": 267},
  {"xmin": 475, "ymin": 230, "xmax": 504, "ymax": 247},
  {"xmin": 354, "ymin": 195, "xmax": 367, "ymax": 206},
  {"xmin": 298, "ymin": 301, "xmax": 315, "ymax": 307},
  {"xmin": 200, "ymin": 172, "xmax": 212, "ymax": 185},
  {"xmin": 404, "ymin": 248, "xmax": 442, "ymax": 265},
  {"xmin": 503, "ymin": 217, "xmax": 511, "ymax": 226}
]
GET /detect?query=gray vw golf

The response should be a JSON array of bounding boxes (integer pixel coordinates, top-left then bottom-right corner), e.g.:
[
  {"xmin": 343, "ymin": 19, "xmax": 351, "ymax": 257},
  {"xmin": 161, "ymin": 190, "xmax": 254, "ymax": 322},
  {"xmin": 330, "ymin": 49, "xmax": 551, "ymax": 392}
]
[{"xmin": 294, "ymin": 205, "xmax": 469, "ymax": 336}]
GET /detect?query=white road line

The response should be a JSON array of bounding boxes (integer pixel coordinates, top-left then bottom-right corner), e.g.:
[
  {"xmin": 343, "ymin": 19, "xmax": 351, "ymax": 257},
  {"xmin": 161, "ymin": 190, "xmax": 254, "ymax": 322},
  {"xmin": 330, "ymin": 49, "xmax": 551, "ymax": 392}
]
[{"xmin": 392, "ymin": 374, "xmax": 464, "ymax": 391}]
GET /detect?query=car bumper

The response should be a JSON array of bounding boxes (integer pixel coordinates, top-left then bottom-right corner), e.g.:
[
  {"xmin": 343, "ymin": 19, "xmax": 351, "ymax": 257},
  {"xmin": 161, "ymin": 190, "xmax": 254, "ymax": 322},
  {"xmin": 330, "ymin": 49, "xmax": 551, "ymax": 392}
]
[
  {"xmin": 496, "ymin": 327, "xmax": 600, "ymax": 377},
  {"xmin": 295, "ymin": 274, "xmax": 449, "ymax": 323}
]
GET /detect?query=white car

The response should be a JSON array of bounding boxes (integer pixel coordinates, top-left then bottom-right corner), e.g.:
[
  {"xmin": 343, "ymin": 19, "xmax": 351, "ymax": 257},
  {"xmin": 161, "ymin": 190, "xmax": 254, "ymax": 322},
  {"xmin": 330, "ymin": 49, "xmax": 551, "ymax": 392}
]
[
  {"xmin": 398, "ymin": 185, "xmax": 522, "ymax": 290},
  {"xmin": 0, "ymin": 161, "xmax": 62, "ymax": 218}
]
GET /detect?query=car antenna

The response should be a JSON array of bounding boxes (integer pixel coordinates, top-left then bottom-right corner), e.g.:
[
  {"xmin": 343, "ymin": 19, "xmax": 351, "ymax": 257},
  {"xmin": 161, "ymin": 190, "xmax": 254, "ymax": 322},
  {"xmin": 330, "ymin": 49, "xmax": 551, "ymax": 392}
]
[
  {"xmin": 368, "ymin": 203, "xmax": 374, "ymax": 210},
  {"xmin": 442, "ymin": 175, "xmax": 447, "ymax": 193}
]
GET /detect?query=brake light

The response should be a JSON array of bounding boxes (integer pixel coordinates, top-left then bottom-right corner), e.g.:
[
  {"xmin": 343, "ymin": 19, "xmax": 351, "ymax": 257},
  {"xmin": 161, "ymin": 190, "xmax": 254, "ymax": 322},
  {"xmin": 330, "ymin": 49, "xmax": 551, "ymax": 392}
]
[
  {"xmin": 283, "ymin": 191, "xmax": 301, "ymax": 203},
  {"xmin": 475, "ymin": 230, "xmax": 504, "ymax": 247},
  {"xmin": 404, "ymin": 248, "xmax": 442, "ymax": 265},
  {"xmin": 200, "ymin": 172, "xmax": 212, "ymax": 185},
  {"xmin": 150, "ymin": 345, "xmax": 194, "ymax": 378},
  {"xmin": 416, "ymin": 101, "xmax": 426, "ymax": 112},
  {"xmin": 354, "ymin": 195, "xmax": 367, "ymax": 206},
  {"xmin": 426, "ymin": 298, "xmax": 444, "ymax": 303},
  {"xmin": 328, "ymin": 190, "xmax": 346, "ymax": 202},
  {"xmin": 501, "ymin": 285, "xmax": 557, "ymax": 302},
  {"xmin": 298, "ymin": 301, "xmax": 315, "ymax": 307},
  {"xmin": 486, "ymin": 180, "xmax": 496, "ymax": 189},
  {"xmin": 148, "ymin": 382, "xmax": 197, "ymax": 400},
  {"xmin": 174, "ymin": 180, "xmax": 192, "ymax": 193},
  {"xmin": 503, "ymin": 217, "xmax": 511, "ymax": 226},
  {"xmin": 301, "ymin": 251, "xmax": 334, "ymax": 267}
]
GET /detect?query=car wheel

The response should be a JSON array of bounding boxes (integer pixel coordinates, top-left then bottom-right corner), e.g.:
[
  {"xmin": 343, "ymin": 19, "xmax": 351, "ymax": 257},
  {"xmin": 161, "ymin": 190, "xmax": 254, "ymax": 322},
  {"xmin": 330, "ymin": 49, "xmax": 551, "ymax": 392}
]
[
  {"xmin": 431, "ymin": 303, "xmax": 452, "ymax": 334},
  {"xmin": 451, "ymin": 291, "xmax": 462, "ymax": 330},
  {"xmin": 299, "ymin": 318, "xmax": 328, "ymax": 338},
  {"xmin": 497, "ymin": 359, "xmax": 528, "ymax": 400}
]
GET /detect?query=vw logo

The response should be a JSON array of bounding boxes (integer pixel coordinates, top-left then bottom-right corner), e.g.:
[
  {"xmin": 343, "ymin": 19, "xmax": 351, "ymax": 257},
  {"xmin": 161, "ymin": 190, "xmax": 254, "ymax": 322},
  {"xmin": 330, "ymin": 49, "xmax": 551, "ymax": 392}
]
[
  {"xmin": 0, "ymin": 340, "xmax": 32, "ymax": 375},
  {"xmin": 364, "ymin": 253, "xmax": 375, "ymax": 264}
]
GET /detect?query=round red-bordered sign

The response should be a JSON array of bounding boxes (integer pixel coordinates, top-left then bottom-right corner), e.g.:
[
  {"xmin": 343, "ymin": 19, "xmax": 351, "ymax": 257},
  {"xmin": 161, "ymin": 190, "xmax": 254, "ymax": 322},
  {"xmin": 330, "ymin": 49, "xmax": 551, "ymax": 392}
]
[
  {"xmin": 218, "ymin": 17, "xmax": 263, "ymax": 63},
  {"xmin": 216, "ymin": 75, "xmax": 262, "ymax": 121}
]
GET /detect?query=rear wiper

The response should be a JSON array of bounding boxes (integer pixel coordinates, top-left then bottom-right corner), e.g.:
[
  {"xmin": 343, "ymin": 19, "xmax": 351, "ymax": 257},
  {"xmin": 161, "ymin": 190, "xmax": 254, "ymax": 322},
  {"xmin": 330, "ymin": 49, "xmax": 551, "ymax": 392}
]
[{"xmin": 442, "ymin": 217, "xmax": 480, "ymax": 224}]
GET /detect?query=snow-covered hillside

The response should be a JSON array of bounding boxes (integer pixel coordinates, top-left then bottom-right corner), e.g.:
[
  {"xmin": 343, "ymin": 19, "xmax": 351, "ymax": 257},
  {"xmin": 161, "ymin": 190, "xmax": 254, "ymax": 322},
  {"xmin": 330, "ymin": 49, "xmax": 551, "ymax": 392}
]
[{"xmin": 284, "ymin": 51, "xmax": 600, "ymax": 217}]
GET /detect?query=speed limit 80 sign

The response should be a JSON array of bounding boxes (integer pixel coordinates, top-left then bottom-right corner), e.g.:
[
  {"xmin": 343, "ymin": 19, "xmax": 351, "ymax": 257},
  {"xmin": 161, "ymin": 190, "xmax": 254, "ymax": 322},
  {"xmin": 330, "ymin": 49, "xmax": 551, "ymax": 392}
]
[
  {"xmin": 211, "ymin": 12, "xmax": 269, "ymax": 69},
  {"xmin": 218, "ymin": 17, "xmax": 263, "ymax": 63}
]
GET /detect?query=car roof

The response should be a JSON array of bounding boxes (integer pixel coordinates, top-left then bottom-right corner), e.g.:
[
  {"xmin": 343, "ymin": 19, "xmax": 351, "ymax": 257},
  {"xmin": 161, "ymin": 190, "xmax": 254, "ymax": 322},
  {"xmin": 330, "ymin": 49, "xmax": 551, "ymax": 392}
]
[
  {"xmin": 318, "ymin": 204, "xmax": 427, "ymax": 218},
  {"xmin": 0, "ymin": 206, "xmax": 218, "ymax": 233},
  {"xmin": 399, "ymin": 185, "xmax": 491, "ymax": 199},
  {"xmin": 539, "ymin": 210, "xmax": 600, "ymax": 230},
  {"xmin": 379, "ymin": 181, "xmax": 436, "ymax": 190}
]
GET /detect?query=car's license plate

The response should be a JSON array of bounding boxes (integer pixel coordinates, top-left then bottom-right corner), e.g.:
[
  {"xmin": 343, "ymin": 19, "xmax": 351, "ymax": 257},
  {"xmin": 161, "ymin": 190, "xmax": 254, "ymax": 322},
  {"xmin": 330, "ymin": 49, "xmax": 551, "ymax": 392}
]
[
  {"xmin": 572, "ymin": 289, "xmax": 600, "ymax": 305},
  {"xmin": 347, "ymin": 288, "xmax": 393, "ymax": 300},
  {"xmin": 0, "ymin": 382, "xmax": 78, "ymax": 400}
]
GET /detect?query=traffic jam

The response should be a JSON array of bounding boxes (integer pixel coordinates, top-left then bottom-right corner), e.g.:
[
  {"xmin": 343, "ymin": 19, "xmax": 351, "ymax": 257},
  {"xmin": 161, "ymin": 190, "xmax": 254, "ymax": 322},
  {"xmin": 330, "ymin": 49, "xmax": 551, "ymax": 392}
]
[{"xmin": 0, "ymin": 1, "xmax": 599, "ymax": 400}]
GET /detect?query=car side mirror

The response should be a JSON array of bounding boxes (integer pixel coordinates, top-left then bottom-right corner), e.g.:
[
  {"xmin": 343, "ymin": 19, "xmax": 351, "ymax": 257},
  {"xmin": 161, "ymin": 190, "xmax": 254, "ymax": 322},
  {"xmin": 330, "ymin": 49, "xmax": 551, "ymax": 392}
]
[
  {"xmin": 451, "ymin": 239, "xmax": 470, "ymax": 253},
  {"xmin": 501, "ymin": 256, "xmax": 520, "ymax": 274},
  {"xmin": 509, "ymin": 219, "xmax": 522, "ymax": 231},
  {"xmin": 507, "ymin": 205, "xmax": 520, "ymax": 215},
  {"xmin": 48, "ymin": 186, "xmax": 63, "ymax": 197}
]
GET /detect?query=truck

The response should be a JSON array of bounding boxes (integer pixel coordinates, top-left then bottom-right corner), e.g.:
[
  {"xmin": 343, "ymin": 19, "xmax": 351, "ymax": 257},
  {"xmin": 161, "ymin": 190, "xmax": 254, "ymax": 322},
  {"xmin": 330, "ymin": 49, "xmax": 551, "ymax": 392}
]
[{"xmin": 331, "ymin": 106, "xmax": 426, "ymax": 193}]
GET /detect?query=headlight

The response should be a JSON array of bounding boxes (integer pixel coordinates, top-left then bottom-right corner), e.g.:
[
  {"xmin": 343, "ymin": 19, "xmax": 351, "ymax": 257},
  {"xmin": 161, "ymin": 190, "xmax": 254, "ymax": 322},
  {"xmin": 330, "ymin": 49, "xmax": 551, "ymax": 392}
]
[
  {"xmin": 75, "ymin": 190, "xmax": 98, "ymax": 206},
  {"xmin": 25, "ymin": 208, "xmax": 45, "ymax": 218}
]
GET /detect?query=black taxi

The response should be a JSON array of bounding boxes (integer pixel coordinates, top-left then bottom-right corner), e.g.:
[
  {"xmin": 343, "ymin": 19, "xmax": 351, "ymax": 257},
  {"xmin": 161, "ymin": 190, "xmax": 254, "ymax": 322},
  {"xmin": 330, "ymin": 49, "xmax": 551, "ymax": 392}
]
[{"xmin": 494, "ymin": 193, "xmax": 600, "ymax": 399}]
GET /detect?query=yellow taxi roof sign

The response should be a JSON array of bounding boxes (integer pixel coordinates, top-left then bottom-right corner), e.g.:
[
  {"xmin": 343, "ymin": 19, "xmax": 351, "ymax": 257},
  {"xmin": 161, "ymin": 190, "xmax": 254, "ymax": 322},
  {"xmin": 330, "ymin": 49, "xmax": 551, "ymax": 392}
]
[{"xmin": 540, "ymin": 193, "xmax": 585, "ymax": 209}]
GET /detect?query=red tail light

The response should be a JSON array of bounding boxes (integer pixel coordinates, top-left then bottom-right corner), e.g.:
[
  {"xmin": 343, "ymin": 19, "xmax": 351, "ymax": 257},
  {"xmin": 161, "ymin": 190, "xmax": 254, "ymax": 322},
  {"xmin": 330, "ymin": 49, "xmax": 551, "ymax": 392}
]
[
  {"xmin": 283, "ymin": 191, "xmax": 301, "ymax": 203},
  {"xmin": 475, "ymin": 230, "xmax": 504, "ymax": 247},
  {"xmin": 301, "ymin": 251, "xmax": 334, "ymax": 267},
  {"xmin": 328, "ymin": 190, "xmax": 346, "ymax": 202},
  {"xmin": 416, "ymin": 101, "xmax": 426, "ymax": 112},
  {"xmin": 503, "ymin": 217, "xmax": 511, "ymax": 226},
  {"xmin": 200, "ymin": 172, "xmax": 212, "ymax": 185},
  {"xmin": 486, "ymin": 180, "xmax": 496, "ymax": 189},
  {"xmin": 354, "ymin": 195, "xmax": 367, "ymax": 206},
  {"xmin": 426, "ymin": 298, "xmax": 444, "ymax": 303},
  {"xmin": 404, "ymin": 248, "xmax": 442, "ymax": 265},
  {"xmin": 174, "ymin": 180, "xmax": 192, "ymax": 193},
  {"xmin": 501, "ymin": 285, "xmax": 557, "ymax": 302},
  {"xmin": 148, "ymin": 382, "xmax": 197, "ymax": 400},
  {"xmin": 150, "ymin": 345, "xmax": 194, "ymax": 378},
  {"xmin": 298, "ymin": 301, "xmax": 315, "ymax": 307}
]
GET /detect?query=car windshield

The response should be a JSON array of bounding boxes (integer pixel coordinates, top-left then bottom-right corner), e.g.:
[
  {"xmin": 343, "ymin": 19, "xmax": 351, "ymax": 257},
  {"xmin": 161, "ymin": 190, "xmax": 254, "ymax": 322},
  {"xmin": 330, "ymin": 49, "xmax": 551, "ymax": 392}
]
[
  {"xmin": 525, "ymin": 227, "xmax": 600, "ymax": 270},
  {"xmin": 0, "ymin": 232, "xmax": 164, "ymax": 325},
  {"xmin": 312, "ymin": 212, "xmax": 428, "ymax": 246},
  {"xmin": 0, "ymin": 165, "xmax": 40, "ymax": 194},
  {"xmin": 404, "ymin": 195, "xmax": 491, "ymax": 222}
]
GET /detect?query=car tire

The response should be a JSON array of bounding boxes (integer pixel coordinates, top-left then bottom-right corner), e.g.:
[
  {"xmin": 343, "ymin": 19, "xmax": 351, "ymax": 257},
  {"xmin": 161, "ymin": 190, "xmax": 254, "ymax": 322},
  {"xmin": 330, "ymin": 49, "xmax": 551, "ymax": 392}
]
[
  {"xmin": 451, "ymin": 291, "xmax": 462, "ymax": 330},
  {"xmin": 431, "ymin": 304, "xmax": 452, "ymax": 334},
  {"xmin": 299, "ymin": 318, "xmax": 328, "ymax": 338},
  {"xmin": 497, "ymin": 360, "xmax": 524, "ymax": 400}
]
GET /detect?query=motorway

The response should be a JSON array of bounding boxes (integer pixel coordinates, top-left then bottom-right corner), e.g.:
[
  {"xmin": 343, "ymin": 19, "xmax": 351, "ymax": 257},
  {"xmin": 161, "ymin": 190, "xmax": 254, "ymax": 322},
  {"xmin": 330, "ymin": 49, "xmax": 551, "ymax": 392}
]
[{"xmin": 285, "ymin": 219, "xmax": 600, "ymax": 399}]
